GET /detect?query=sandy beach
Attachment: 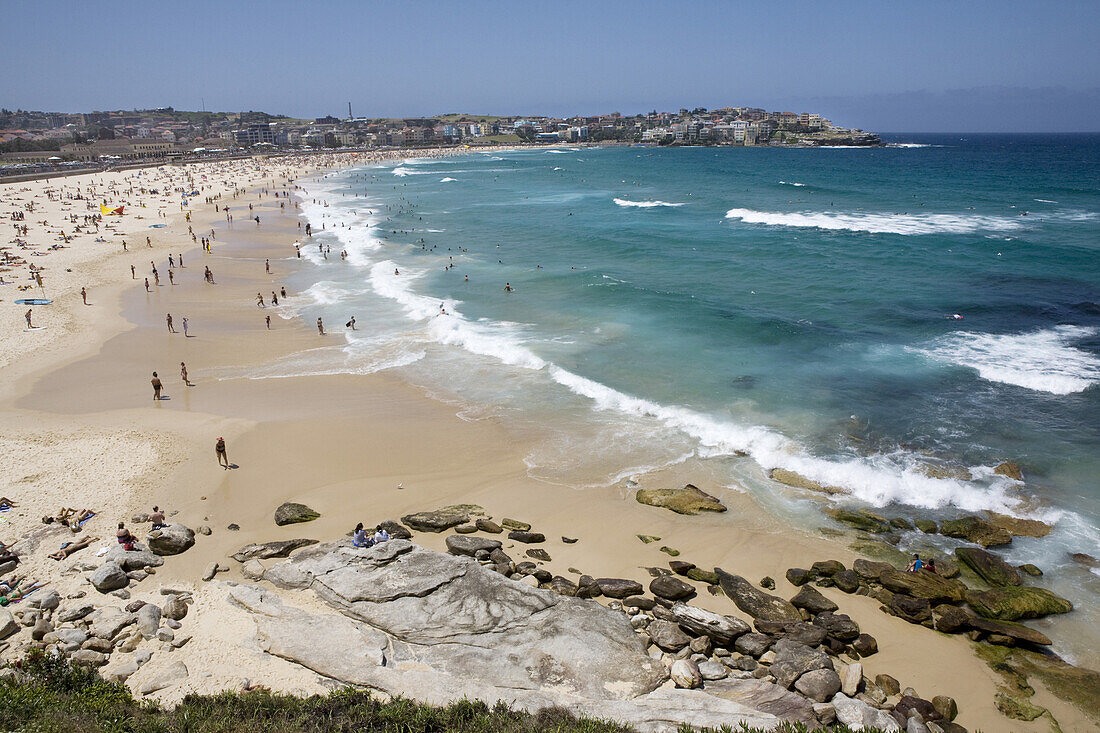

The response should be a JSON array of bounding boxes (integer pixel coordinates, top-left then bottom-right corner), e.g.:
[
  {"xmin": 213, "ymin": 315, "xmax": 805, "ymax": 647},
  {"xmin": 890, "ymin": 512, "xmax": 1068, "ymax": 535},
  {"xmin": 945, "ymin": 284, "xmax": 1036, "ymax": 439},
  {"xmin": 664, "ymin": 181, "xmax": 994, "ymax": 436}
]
[{"xmin": 1, "ymin": 151, "xmax": 1095, "ymax": 732}]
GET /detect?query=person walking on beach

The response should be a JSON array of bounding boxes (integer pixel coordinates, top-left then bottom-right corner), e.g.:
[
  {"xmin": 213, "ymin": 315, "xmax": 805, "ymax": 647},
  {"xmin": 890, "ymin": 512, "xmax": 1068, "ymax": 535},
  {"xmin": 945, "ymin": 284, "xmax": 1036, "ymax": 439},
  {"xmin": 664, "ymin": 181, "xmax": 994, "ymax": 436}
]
[
  {"xmin": 166, "ymin": 313, "xmax": 175, "ymax": 333},
  {"xmin": 257, "ymin": 293, "xmax": 265, "ymax": 308},
  {"xmin": 131, "ymin": 264, "xmax": 136, "ymax": 279},
  {"xmin": 215, "ymin": 437, "xmax": 229, "ymax": 469},
  {"xmin": 317, "ymin": 317, "xmax": 325, "ymax": 335},
  {"xmin": 81, "ymin": 287, "xmax": 87, "ymax": 305},
  {"xmin": 168, "ymin": 269, "xmax": 175, "ymax": 285},
  {"xmin": 181, "ymin": 316, "xmax": 189, "ymax": 337},
  {"xmin": 346, "ymin": 316, "xmax": 356, "ymax": 330},
  {"xmin": 151, "ymin": 371, "xmax": 163, "ymax": 401},
  {"xmin": 265, "ymin": 258, "xmax": 270, "ymax": 273},
  {"xmin": 265, "ymin": 314, "xmax": 271, "ymax": 329},
  {"xmin": 181, "ymin": 361, "xmax": 192, "ymax": 386},
  {"xmin": 144, "ymin": 277, "xmax": 151, "ymax": 293},
  {"xmin": 24, "ymin": 309, "xmax": 32, "ymax": 329},
  {"xmin": 153, "ymin": 269, "xmax": 160, "ymax": 286},
  {"xmin": 271, "ymin": 291, "xmax": 278, "ymax": 306}
]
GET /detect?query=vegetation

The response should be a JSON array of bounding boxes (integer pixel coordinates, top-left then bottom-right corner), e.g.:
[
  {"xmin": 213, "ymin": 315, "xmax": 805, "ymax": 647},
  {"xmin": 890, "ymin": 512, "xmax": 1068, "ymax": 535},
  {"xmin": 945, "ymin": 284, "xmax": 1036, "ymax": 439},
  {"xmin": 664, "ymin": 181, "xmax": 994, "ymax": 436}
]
[
  {"xmin": 2, "ymin": 651, "xmax": 896, "ymax": 733},
  {"xmin": 0, "ymin": 137, "xmax": 63, "ymax": 154}
]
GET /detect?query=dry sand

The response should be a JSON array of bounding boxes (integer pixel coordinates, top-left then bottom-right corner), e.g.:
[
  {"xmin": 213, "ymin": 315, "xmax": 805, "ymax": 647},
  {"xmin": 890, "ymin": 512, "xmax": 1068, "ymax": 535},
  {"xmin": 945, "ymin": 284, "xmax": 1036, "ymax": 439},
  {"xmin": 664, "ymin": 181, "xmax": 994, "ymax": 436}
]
[{"xmin": 0, "ymin": 151, "xmax": 1092, "ymax": 731}]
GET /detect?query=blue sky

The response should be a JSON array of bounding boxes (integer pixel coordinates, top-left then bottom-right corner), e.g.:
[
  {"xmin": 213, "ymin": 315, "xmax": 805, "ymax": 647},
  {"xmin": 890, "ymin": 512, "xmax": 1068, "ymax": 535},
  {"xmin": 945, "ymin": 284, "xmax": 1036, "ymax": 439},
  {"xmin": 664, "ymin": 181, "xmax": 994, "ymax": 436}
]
[{"xmin": 3, "ymin": 0, "xmax": 1098, "ymax": 131}]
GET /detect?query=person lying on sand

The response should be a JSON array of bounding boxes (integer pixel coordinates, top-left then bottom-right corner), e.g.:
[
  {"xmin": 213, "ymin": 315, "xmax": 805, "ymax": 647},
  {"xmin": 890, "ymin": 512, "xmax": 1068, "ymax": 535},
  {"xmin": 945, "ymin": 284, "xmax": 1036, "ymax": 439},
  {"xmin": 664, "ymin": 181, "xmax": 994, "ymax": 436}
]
[
  {"xmin": 48, "ymin": 536, "xmax": 97, "ymax": 561},
  {"xmin": 0, "ymin": 497, "xmax": 16, "ymax": 509}
]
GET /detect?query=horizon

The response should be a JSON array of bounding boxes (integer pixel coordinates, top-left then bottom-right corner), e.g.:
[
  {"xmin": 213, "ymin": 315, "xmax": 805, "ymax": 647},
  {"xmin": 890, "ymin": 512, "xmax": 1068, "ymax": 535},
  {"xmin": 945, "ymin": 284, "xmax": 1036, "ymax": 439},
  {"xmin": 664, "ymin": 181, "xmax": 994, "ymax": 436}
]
[{"xmin": 2, "ymin": 1, "xmax": 1098, "ymax": 134}]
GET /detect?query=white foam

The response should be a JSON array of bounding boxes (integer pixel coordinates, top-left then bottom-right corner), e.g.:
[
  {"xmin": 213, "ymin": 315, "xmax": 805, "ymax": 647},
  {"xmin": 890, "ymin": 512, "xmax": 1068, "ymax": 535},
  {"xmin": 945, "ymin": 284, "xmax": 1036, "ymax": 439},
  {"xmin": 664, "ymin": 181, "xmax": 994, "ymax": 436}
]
[
  {"xmin": 885, "ymin": 143, "xmax": 942, "ymax": 148},
  {"xmin": 392, "ymin": 167, "xmax": 416, "ymax": 177},
  {"xmin": 614, "ymin": 198, "xmax": 685, "ymax": 208},
  {"xmin": 725, "ymin": 208, "xmax": 1027, "ymax": 235},
  {"xmin": 439, "ymin": 177, "xmax": 457, "ymax": 182},
  {"xmin": 778, "ymin": 181, "xmax": 806, "ymax": 186},
  {"xmin": 1034, "ymin": 199, "xmax": 1058, "ymax": 204},
  {"xmin": 915, "ymin": 326, "xmax": 1100, "ymax": 395}
]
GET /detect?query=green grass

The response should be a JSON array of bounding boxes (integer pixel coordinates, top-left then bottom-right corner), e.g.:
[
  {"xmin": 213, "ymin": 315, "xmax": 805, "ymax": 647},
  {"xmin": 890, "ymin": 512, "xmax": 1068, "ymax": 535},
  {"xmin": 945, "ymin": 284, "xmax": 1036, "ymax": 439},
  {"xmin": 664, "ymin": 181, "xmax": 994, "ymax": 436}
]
[{"xmin": 2, "ymin": 651, "xmax": 896, "ymax": 732}]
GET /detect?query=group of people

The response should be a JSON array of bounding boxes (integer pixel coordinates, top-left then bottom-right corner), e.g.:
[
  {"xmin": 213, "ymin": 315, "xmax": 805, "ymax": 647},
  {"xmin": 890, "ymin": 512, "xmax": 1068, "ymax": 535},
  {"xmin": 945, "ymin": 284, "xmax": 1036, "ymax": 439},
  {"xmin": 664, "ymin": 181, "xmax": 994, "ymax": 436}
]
[
  {"xmin": 352, "ymin": 523, "xmax": 391, "ymax": 548},
  {"xmin": 906, "ymin": 553, "xmax": 937, "ymax": 574}
]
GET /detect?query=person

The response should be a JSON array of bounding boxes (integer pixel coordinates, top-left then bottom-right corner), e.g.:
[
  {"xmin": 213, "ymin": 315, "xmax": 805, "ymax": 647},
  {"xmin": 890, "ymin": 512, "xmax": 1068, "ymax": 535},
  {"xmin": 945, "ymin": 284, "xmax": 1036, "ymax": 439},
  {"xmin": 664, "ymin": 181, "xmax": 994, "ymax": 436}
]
[
  {"xmin": 48, "ymin": 535, "xmax": 97, "ymax": 561},
  {"xmin": 145, "ymin": 277, "xmax": 151, "ymax": 292},
  {"xmin": 257, "ymin": 293, "xmax": 265, "ymax": 308},
  {"xmin": 166, "ymin": 313, "xmax": 175, "ymax": 333},
  {"xmin": 373, "ymin": 525, "xmax": 391, "ymax": 544},
  {"xmin": 346, "ymin": 316, "xmax": 356, "ymax": 330},
  {"xmin": 117, "ymin": 522, "xmax": 135, "ymax": 551},
  {"xmin": 149, "ymin": 506, "xmax": 167, "ymax": 530},
  {"xmin": 906, "ymin": 554, "xmax": 923, "ymax": 573},
  {"xmin": 168, "ymin": 269, "xmax": 174, "ymax": 285},
  {"xmin": 280, "ymin": 286, "xmax": 287, "ymax": 298},
  {"xmin": 317, "ymin": 317, "xmax": 324, "ymax": 335},
  {"xmin": 180, "ymin": 361, "xmax": 192, "ymax": 386},
  {"xmin": 24, "ymin": 309, "xmax": 32, "ymax": 328},
  {"xmin": 504, "ymin": 283, "xmax": 513, "ymax": 292},
  {"xmin": 271, "ymin": 291, "xmax": 278, "ymax": 306},
  {"xmin": 131, "ymin": 264, "xmax": 136, "ymax": 279},
  {"xmin": 216, "ymin": 437, "xmax": 229, "ymax": 468},
  {"xmin": 926, "ymin": 558, "xmax": 937, "ymax": 574},
  {"xmin": 181, "ymin": 316, "xmax": 189, "ymax": 337},
  {"xmin": 265, "ymin": 258, "xmax": 270, "ymax": 273},
  {"xmin": 352, "ymin": 522, "xmax": 371, "ymax": 548},
  {"xmin": 151, "ymin": 371, "xmax": 163, "ymax": 401},
  {"xmin": 81, "ymin": 287, "xmax": 87, "ymax": 305},
  {"xmin": 265, "ymin": 315, "xmax": 271, "ymax": 329}
]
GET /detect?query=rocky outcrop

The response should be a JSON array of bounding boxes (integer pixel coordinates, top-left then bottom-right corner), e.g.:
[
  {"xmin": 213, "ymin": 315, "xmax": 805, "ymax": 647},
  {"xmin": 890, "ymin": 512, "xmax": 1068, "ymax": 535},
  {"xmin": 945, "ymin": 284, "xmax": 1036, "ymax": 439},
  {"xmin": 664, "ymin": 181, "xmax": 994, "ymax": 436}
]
[
  {"xmin": 146, "ymin": 523, "xmax": 195, "ymax": 556},
  {"xmin": 232, "ymin": 539, "xmax": 318, "ymax": 562},
  {"xmin": 825, "ymin": 509, "xmax": 889, "ymax": 534},
  {"xmin": 635, "ymin": 484, "xmax": 727, "ymax": 515},
  {"xmin": 400, "ymin": 505, "xmax": 484, "ymax": 532},
  {"xmin": 954, "ymin": 547, "xmax": 1021, "ymax": 587},
  {"xmin": 985, "ymin": 512, "xmax": 1051, "ymax": 538},
  {"xmin": 717, "ymin": 571, "xmax": 801, "ymax": 623},
  {"xmin": 878, "ymin": 568, "xmax": 967, "ymax": 604},
  {"xmin": 966, "ymin": 587, "xmax": 1073, "ymax": 621},
  {"xmin": 90, "ymin": 561, "xmax": 129, "ymax": 592},
  {"xmin": 939, "ymin": 516, "xmax": 1011, "ymax": 548},
  {"xmin": 274, "ymin": 502, "xmax": 320, "ymax": 527},
  {"xmin": 769, "ymin": 469, "xmax": 844, "ymax": 496},
  {"xmin": 669, "ymin": 603, "xmax": 749, "ymax": 646}
]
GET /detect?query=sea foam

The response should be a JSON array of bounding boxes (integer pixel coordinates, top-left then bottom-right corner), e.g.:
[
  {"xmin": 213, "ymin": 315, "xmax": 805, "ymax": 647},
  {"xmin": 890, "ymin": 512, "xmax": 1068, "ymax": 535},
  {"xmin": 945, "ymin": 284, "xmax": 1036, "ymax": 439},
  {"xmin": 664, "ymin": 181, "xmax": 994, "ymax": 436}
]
[
  {"xmin": 725, "ymin": 208, "xmax": 1027, "ymax": 235},
  {"xmin": 614, "ymin": 198, "xmax": 685, "ymax": 208}
]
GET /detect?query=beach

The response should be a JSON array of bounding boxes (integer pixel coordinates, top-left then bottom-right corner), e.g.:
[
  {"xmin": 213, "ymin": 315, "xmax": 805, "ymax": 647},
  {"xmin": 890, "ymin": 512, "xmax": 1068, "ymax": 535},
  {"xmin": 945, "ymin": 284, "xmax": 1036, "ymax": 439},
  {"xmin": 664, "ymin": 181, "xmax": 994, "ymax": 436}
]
[{"xmin": 1, "ymin": 148, "xmax": 1096, "ymax": 732}]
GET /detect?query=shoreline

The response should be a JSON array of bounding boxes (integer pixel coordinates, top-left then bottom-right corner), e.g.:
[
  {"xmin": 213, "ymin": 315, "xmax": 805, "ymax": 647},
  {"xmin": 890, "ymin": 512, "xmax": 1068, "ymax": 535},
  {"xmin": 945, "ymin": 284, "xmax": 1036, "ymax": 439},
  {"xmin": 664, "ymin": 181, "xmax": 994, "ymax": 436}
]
[{"xmin": 0, "ymin": 150, "xmax": 1096, "ymax": 732}]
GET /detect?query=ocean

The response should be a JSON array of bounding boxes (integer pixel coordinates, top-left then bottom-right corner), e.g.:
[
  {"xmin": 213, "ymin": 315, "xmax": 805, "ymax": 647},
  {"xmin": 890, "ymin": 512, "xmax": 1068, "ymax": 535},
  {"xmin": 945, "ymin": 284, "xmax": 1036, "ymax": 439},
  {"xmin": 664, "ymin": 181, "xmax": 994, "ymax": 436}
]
[{"xmin": 259, "ymin": 135, "xmax": 1099, "ymax": 658}]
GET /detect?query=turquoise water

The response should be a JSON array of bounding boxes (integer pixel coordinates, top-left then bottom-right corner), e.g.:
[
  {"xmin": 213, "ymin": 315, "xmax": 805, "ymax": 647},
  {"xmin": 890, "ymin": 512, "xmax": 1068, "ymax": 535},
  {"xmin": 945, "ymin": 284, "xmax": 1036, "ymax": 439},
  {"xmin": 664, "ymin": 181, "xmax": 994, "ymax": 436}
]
[{"xmin": 269, "ymin": 137, "xmax": 1099, "ymax": 643}]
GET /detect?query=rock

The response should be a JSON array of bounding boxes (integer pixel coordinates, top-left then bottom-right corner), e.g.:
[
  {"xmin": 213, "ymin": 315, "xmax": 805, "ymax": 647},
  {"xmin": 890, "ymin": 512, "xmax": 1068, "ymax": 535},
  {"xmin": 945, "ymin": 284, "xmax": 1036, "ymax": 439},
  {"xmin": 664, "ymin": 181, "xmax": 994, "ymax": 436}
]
[
  {"xmin": 895, "ymin": 695, "xmax": 941, "ymax": 723},
  {"xmin": 785, "ymin": 568, "xmax": 815, "ymax": 587},
  {"xmin": 90, "ymin": 611, "xmax": 136, "ymax": 640},
  {"xmin": 875, "ymin": 674, "xmax": 901, "ymax": 696},
  {"xmin": 274, "ymin": 502, "xmax": 321, "ymax": 526},
  {"xmin": 232, "ymin": 539, "xmax": 318, "ymax": 562},
  {"xmin": 647, "ymin": 619, "xmax": 692, "ymax": 652},
  {"xmin": 650, "ymin": 576, "xmax": 696, "ymax": 601},
  {"xmin": 735, "ymin": 632, "xmax": 774, "ymax": 658},
  {"xmin": 812, "ymin": 612, "xmax": 860, "ymax": 642},
  {"xmin": 933, "ymin": 605, "xmax": 972, "ymax": 633},
  {"xmin": 445, "ymin": 535, "xmax": 503, "ymax": 557},
  {"xmin": 851, "ymin": 634, "xmax": 878, "ymax": 657},
  {"xmin": 670, "ymin": 603, "xmax": 750, "ymax": 646},
  {"xmin": 785, "ymin": 622, "xmax": 828, "ymax": 648},
  {"xmin": 139, "ymin": 661, "xmax": 189, "ymax": 695},
  {"xmin": 769, "ymin": 468, "xmax": 844, "ymax": 495},
  {"xmin": 57, "ymin": 604, "xmax": 95, "ymax": 623},
  {"xmin": 135, "ymin": 603, "xmax": 162, "ymax": 639},
  {"xmin": 995, "ymin": 691, "xmax": 1047, "ymax": 721},
  {"xmin": 954, "ymin": 547, "xmax": 1021, "ymax": 587},
  {"xmin": 795, "ymin": 668, "xmax": 842, "ymax": 703},
  {"xmin": 770, "ymin": 638, "xmax": 833, "ymax": 689},
  {"xmin": 697, "ymin": 659, "xmax": 728, "ymax": 680},
  {"xmin": 400, "ymin": 505, "xmax": 484, "ymax": 533},
  {"xmin": 156, "ymin": 627, "xmax": 175, "ymax": 642},
  {"xmin": 890, "ymin": 517, "xmax": 914, "ymax": 531},
  {"xmin": 576, "ymin": 575, "xmax": 601, "ymax": 599},
  {"xmin": 939, "ymin": 516, "xmax": 1011, "ymax": 548},
  {"xmin": 811, "ymin": 560, "xmax": 845, "ymax": 577},
  {"xmin": 717, "ymin": 570, "xmax": 801, "ymax": 623},
  {"xmin": 454, "ymin": 523, "xmax": 478, "ymax": 534},
  {"xmin": 853, "ymin": 559, "xmax": 892, "ymax": 580},
  {"xmin": 1070, "ymin": 552, "xmax": 1098, "ymax": 568},
  {"xmin": 669, "ymin": 561, "xmax": 695, "ymax": 576},
  {"xmin": 146, "ymin": 523, "xmax": 196, "ymax": 556},
  {"xmin": 377, "ymin": 520, "xmax": 412, "ymax": 540},
  {"xmin": 832, "ymin": 692, "xmax": 902, "ymax": 731},
  {"xmin": 813, "ymin": 701, "xmax": 837, "ymax": 725},
  {"xmin": 106, "ymin": 660, "xmax": 140, "ymax": 683},
  {"xmin": 242, "ymin": 560, "xmax": 265, "ymax": 580},
  {"xmin": 840, "ymin": 662, "xmax": 863, "ymax": 696},
  {"xmin": 1019, "ymin": 563, "xmax": 1043, "ymax": 577},
  {"xmin": 27, "ymin": 589, "xmax": 61, "ymax": 611},
  {"xmin": 932, "ymin": 695, "xmax": 958, "ymax": 722},
  {"xmin": 825, "ymin": 508, "xmax": 890, "ymax": 533},
  {"xmin": 83, "ymin": 636, "xmax": 114, "ymax": 653},
  {"xmin": 623, "ymin": 597, "xmax": 656, "ymax": 611},
  {"xmin": 227, "ymin": 523, "xmax": 240, "ymax": 531},
  {"xmin": 889, "ymin": 594, "xmax": 932, "ymax": 624},
  {"xmin": 993, "ymin": 461, "xmax": 1023, "ymax": 480},
  {"xmin": 596, "ymin": 578, "xmax": 644, "ymax": 599},
  {"xmin": 759, "ymin": 577, "xmax": 775, "ymax": 590},
  {"xmin": 196, "ymin": 525, "xmax": 212, "ymax": 536},
  {"xmin": 545, "ymin": 576, "xmax": 578, "ymax": 596},
  {"xmin": 475, "ymin": 519, "xmax": 502, "ymax": 534},
  {"xmin": 635, "ymin": 484, "xmax": 726, "ymax": 515},
  {"xmin": 967, "ymin": 617, "xmax": 1052, "ymax": 646},
  {"xmin": 686, "ymin": 567, "xmax": 720, "ymax": 585},
  {"xmin": 878, "ymin": 567, "xmax": 967, "ymax": 604},
  {"xmin": 500, "ymin": 518, "xmax": 530, "ymax": 532},
  {"xmin": 791, "ymin": 585, "xmax": 838, "ymax": 614},
  {"xmin": 71, "ymin": 649, "xmax": 108, "ymax": 667},
  {"xmin": 833, "ymin": 570, "xmax": 861, "ymax": 593},
  {"xmin": 525, "ymin": 549, "xmax": 551, "ymax": 562},
  {"xmin": 914, "ymin": 519, "xmax": 938, "ymax": 534},
  {"xmin": 670, "ymin": 658, "xmax": 703, "ymax": 689},
  {"xmin": 162, "ymin": 596, "xmax": 188, "ymax": 621},
  {"xmin": 202, "ymin": 562, "xmax": 219, "ymax": 582},
  {"xmin": 508, "ymin": 531, "xmax": 545, "ymax": 544},
  {"xmin": 967, "ymin": 586, "xmax": 1073, "ymax": 620},
  {"xmin": 986, "ymin": 512, "xmax": 1051, "ymax": 539},
  {"xmin": 90, "ymin": 561, "xmax": 129, "ymax": 592}
]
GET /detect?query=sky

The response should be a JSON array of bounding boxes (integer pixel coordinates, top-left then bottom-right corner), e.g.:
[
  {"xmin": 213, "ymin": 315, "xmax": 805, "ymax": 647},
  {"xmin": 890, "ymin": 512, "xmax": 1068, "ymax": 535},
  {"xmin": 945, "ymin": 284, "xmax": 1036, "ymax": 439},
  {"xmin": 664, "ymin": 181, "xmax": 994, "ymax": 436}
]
[{"xmin": 3, "ymin": 0, "xmax": 1099, "ymax": 132}]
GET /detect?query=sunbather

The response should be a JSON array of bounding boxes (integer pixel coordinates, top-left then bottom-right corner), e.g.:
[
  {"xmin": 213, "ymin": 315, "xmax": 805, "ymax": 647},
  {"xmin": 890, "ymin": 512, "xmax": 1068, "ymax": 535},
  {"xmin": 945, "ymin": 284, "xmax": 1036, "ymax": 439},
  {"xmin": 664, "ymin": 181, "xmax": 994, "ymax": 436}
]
[{"xmin": 48, "ymin": 536, "xmax": 97, "ymax": 560}]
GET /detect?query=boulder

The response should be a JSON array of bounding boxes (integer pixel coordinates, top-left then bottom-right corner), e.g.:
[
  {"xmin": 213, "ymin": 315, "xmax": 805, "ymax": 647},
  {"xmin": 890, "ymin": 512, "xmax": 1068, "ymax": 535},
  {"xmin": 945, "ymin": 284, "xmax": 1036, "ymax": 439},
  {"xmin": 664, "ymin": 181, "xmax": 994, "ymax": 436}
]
[
  {"xmin": 90, "ymin": 561, "xmax": 129, "ymax": 592},
  {"xmin": 784, "ymin": 622, "xmax": 828, "ymax": 648},
  {"xmin": 967, "ymin": 587, "xmax": 1072, "ymax": 620},
  {"xmin": 851, "ymin": 634, "xmax": 878, "ymax": 656},
  {"xmin": 914, "ymin": 519, "xmax": 938, "ymax": 534},
  {"xmin": 670, "ymin": 603, "xmax": 750, "ymax": 646},
  {"xmin": 1019, "ymin": 563, "xmax": 1043, "ymax": 577},
  {"xmin": 878, "ymin": 567, "xmax": 967, "ymax": 604},
  {"xmin": 954, "ymin": 547, "xmax": 1021, "ymax": 587},
  {"xmin": 932, "ymin": 695, "xmax": 958, "ymax": 722},
  {"xmin": 895, "ymin": 695, "xmax": 942, "ymax": 723},
  {"xmin": 0, "ymin": 610, "xmax": 18, "ymax": 641},
  {"xmin": 647, "ymin": 619, "xmax": 692, "ymax": 651},
  {"xmin": 939, "ymin": 516, "xmax": 1011, "ymax": 548},
  {"xmin": 105, "ymin": 661, "xmax": 140, "ymax": 684},
  {"xmin": 697, "ymin": 659, "xmax": 728, "ymax": 681},
  {"xmin": 57, "ymin": 604, "xmax": 95, "ymax": 623},
  {"xmin": 717, "ymin": 570, "xmax": 801, "ymax": 623},
  {"xmin": 162, "ymin": 595, "xmax": 188, "ymax": 621},
  {"xmin": 986, "ymin": 512, "xmax": 1051, "ymax": 539},
  {"xmin": 445, "ymin": 535, "xmax": 503, "ymax": 557},
  {"xmin": 933, "ymin": 604, "xmax": 972, "ymax": 633},
  {"xmin": 242, "ymin": 559, "xmax": 266, "ymax": 580},
  {"xmin": 135, "ymin": 603, "xmax": 162, "ymax": 639},
  {"xmin": 274, "ymin": 502, "xmax": 320, "ymax": 526},
  {"xmin": 545, "ymin": 576, "xmax": 578, "ymax": 596},
  {"xmin": 525, "ymin": 549, "xmax": 551, "ymax": 562},
  {"xmin": 833, "ymin": 570, "xmax": 861, "ymax": 593},
  {"xmin": 790, "ymin": 585, "xmax": 838, "ymax": 614},
  {"xmin": 875, "ymin": 674, "xmax": 901, "ymax": 696},
  {"xmin": 670, "ymin": 658, "xmax": 703, "ymax": 689},
  {"xmin": 770, "ymin": 638, "xmax": 833, "ymax": 689},
  {"xmin": 378, "ymin": 520, "xmax": 412, "ymax": 540},
  {"xmin": 507, "ymin": 531, "xmax": 545, "ymax": 544},
  {"xmin": 785, "ymin": 568, "xmax": 815, "ymax": 587},
  {"xmin": 811, "ymin": 560, "xmax": 845, "ymax": 577},
  {"xmin": 232, "ymin": 539, "xmax": 318, "ymax": 562},
  {"xmin": 139, "ymin": 661, "xmax": 189, "ymax": 695},
  {"xmin": 649, "ymin": 575, "xmax": 696, "ymax": 601},
  {"xmin": 832, "ymin": 692, "xmax": 902, "ymax": 731},
  {"xmin": 825, "ymin": 509, "xmax": 890, "ymax": 533},
  {"xmin": 475, "ymin": 519, "xmax": 502, "ymax": 534},
  {"xmin": 889, "ymin": 594, "xmax": 932, "ymax": 624},
  {"xmin": 759, "ymin": 577, "xmax": 775, "ymax": 590},
  {"xmin": 400, "ymin": 504, "xmax": 484, "ymax": 532},
  {"xmin": 795, "ymin": 668, "xmax": 842, "ymax": 703},
  {"xmin": 812, "ymin": 612, "xmax": 860, "ymax": 642},
  {"xmin": 635, "ymin": 484, "xmax": 726, "ymax": 515},
  {"xmin": 669, "ymin": 561, "xmax": 695, "ymax": 576},
  {"xmin": 993, "ymin": 461, "xmax": 1023, "ymax": 480},
  {"xmin": 71, "ymin": 649, "xmax": 108, "ymax": 667},
  {"xmin": 105, "ymin": 544, "xmax": 164, "ymax": 571},
  {"xmin": 852, "ymin": 559, "xmax": 891, "ymax": 580},
  {"xmin": 686, "ymin": 567, "xmax": 720, "ymax": 585},
  {"xmin": 734, "ymin": 632, "xmax": 774, "ymax": 658},
  {"xmin": 596, "ymin": 578, "xmax": 643, "ymax": 599},
  {"xmin": 769, "ymin": 468, "xmax": 844, "ymax": 495},
  {"xmin": 146, "ymin": 523, "xmax": 196, "ymax": 556},
  {"xmin": 968, "ymin": 616, "xmax": 1052, "ymax": 646},
  {"xmin": 840, "ymin": 662, "xmax": 862, "ymax": 696}
]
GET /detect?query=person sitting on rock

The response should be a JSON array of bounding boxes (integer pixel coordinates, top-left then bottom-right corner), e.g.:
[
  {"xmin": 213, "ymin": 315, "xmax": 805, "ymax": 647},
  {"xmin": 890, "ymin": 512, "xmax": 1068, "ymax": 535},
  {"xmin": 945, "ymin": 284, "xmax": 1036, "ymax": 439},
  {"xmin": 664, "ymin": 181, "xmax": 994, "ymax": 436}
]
[
  {"xmin": 372, "ymin": 525, "xmax": 391, "ymax": 545},
  {"xmin": 117, "ymin": 522, "xmax": 135, "ymax": 551},
  {"xmin": 352, "ymin": 522, "xmax": 372, "ymax": 548},
  {"xmin": 925, "ymin": 558, "xmax": 937, "ymax": 574},
  {"xmin": 905, "ymin": 553, "xmax": 923, "ymax": 573},
  {"xmin": 149, "ymin": 506, "xmax": 167, "ymax": 530}
]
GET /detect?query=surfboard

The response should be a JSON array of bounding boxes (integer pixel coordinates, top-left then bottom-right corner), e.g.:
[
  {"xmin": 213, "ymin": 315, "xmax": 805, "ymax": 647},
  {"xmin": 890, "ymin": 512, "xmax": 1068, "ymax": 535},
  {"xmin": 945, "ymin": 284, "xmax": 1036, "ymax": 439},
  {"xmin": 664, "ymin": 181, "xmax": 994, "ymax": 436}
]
[
  {"xmin": 15, "ymin": 298, "xmax": 52, "ymax": 305},
  {"xmin": 23, "ymin": 327, "xmax": 46, "ymax": 332}
]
